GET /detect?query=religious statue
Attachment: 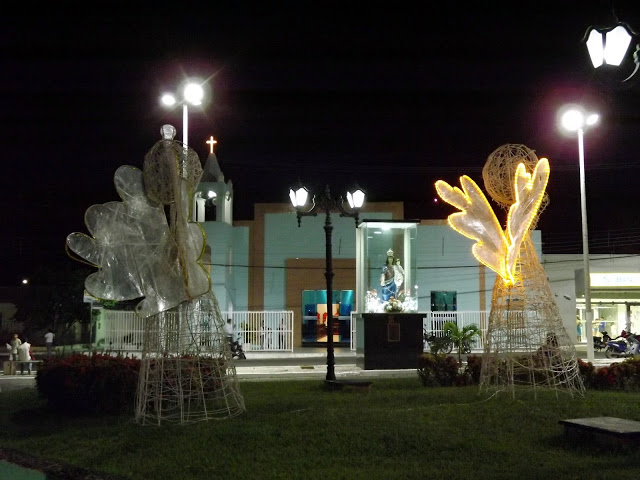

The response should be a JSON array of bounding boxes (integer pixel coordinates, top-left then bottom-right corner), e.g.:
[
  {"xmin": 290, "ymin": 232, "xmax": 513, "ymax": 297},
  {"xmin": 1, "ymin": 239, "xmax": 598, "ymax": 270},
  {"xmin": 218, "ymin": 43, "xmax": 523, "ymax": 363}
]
[
  {"xmin": 380, "ymin": 249, "xmax": 398, "ymax": 301},
  {"xmin": 394, "ymin": 258, "xmax": 404, "ymax": 291}
]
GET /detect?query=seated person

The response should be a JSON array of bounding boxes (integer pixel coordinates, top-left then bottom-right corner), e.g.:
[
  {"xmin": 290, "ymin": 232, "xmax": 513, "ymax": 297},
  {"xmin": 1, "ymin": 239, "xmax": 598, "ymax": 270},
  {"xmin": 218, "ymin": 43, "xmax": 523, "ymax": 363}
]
[
  {"xmin": 17, "ymin": 340, "xmax": 32, "ymax": 374},
  {"xmin": 537, "ymin": 332, "xmax": 560, "ymax": 362}
]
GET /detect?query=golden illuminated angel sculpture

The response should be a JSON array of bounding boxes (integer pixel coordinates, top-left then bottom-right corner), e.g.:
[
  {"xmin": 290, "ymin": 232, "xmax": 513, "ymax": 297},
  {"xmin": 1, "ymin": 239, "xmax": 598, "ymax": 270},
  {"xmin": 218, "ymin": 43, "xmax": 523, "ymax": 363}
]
[
  {"xmin": 66, "ymin": 125, "xmax": 245, "ymax": 424},
  {"xmin": 436, "ymin": 144, "xmax": 584, "ymax": 397}
]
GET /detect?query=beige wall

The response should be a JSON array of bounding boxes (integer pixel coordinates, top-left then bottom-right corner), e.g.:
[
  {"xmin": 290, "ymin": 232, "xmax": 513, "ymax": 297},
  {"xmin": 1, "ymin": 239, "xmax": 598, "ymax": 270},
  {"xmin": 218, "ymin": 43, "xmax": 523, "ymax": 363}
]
[{"xmin": 247, "ymin": 201, "xmax": 404, "ymax": 347}]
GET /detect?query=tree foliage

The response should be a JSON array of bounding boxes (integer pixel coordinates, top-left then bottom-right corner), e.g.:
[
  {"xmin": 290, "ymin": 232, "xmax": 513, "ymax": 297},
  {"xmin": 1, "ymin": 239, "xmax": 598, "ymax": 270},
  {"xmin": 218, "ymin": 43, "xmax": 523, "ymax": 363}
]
[
  {"xmin": 14, "ymin": 262, "xmax": 92, "ymax": 336},
  {"xmin": 442, "ymin": 321, "xmax": 481, "ymax": 365}
]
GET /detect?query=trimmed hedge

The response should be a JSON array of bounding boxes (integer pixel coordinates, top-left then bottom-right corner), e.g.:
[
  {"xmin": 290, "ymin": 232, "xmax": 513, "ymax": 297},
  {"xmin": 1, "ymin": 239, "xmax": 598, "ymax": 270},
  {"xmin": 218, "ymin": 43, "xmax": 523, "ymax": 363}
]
[{"xmin": 36, "ymin": 354, "xmax": 140, "ymax": 414}]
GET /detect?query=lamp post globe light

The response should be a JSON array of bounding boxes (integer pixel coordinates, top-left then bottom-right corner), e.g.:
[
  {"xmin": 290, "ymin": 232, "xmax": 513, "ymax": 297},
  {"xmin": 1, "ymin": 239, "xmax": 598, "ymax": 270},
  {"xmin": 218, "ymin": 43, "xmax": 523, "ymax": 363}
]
[
  {"xmin": 289, "ymin": 184, "xmax": 365, "ymax": 383},
  {"xmin": 559, "ymin": 106, "xmax": 599, "ymax": 363},
  {"xmin": 160, "ymin": 80, "xmax": 205, "ymax": 148}
]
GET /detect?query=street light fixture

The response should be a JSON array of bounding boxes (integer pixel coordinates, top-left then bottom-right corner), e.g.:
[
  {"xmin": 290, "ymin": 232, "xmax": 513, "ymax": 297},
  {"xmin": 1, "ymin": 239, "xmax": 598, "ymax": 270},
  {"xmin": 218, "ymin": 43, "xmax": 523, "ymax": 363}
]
[
  {"xmin": 583, "ymin": 22, "xmax": 639, "ymax": 81},
  {"xmin": 289, "ymin": 184, "xmax": 365, "ymax": 382},
  {"xmin": 559, "ymin": 106, "xmax": 599, "ymax": 363},
  {"xmin": 160, "ymin": 80, "xmax": 205, "ymax": 148}
]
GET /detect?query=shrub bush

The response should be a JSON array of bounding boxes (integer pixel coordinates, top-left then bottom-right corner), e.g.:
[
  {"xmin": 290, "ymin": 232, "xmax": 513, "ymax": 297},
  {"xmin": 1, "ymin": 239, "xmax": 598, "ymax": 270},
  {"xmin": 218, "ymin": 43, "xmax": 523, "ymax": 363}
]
[
  {"xmin": 612, "ymin": 358, "xmax": 640, "ymax": 391},
  {"xmin": 464, "ymin": 354, "xmax": 483, "ymax": 384},
  {"xmin": 417, "ymin": 354, "xmax": 459, "ymax": 387},
  {"xmin": 578, "ymin": 357, "xmax": 640, "ymax": 391},
  {"xmin": 418, "ymin": 354, "xmax": 484, "ymax": 387},
  {"xmin": 36, "ymin": 354, "xmax": 140, "ymax": 414}
]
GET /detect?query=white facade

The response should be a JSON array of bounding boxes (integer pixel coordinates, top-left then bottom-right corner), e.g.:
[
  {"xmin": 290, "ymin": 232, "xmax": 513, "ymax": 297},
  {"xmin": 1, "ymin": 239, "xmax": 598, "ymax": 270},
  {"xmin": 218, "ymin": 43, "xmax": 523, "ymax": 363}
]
[{"xmin": 542, "ymin": 253, "xmax": 640, "ymax": 342}]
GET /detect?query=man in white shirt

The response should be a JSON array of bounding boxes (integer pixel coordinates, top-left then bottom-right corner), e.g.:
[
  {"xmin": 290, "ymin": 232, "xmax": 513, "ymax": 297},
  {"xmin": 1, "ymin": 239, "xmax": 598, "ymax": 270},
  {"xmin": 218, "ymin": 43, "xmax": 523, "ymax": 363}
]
[
  {"xmin": 44, "ymin": 329, "xmax": 55, "ymax": 356},
  {"xmin": 224, "ymin": 319, "xmax": 234, "ymax": 341},
  {"xmin": 17, "ymin": 340, "xmax": 32, "ymax": 374}
]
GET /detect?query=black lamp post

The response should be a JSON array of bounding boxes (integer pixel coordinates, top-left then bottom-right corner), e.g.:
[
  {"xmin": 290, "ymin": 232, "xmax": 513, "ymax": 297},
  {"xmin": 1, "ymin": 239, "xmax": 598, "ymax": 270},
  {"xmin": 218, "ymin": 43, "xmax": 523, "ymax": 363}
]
[{"xmin": 289, "ymin": 184, "xmax": 365, "ymax": 382}]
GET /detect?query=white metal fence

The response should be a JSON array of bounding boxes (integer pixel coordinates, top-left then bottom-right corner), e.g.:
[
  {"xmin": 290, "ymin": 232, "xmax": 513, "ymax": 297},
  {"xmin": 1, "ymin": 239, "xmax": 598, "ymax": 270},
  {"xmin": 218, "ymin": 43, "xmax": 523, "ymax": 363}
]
[
  {"xmin": 101, "ymin": 310, "xmax": 294, "ymax": 353},
  {"xmin": 350, "ymin": 311, "xmax": 490, "ymax": 351},
  {"xmin": 423, "ymin": 311, "xmax": 489, "ymax": 351},
  {"xmin": 229, "ymin": 311, "xmax": 293, "ymax": 352},
  {"xmin": 102, "ymin": 310, "xmax": 146, "ymax": 352},
  {"xmin": 101, "ymin": 309, "xmax": 490, "ymax": 354}
]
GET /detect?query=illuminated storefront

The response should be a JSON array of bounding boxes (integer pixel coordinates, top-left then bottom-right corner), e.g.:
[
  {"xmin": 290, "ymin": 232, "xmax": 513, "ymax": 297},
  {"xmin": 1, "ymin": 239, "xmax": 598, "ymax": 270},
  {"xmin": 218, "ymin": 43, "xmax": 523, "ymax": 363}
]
[
  {"xmin": 301, "ymin": 289, "xmax": 354, "ymax": 345},
  {"xmin": 575, "ymin": 270, "xmax": 640, "ymax": 340}
]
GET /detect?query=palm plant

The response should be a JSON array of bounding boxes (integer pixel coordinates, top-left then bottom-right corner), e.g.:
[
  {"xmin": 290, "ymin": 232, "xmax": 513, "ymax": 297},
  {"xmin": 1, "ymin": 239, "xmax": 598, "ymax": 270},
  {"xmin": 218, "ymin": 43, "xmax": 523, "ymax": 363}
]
[{"xmin": 442, "ymin": 321, "xmax": 481, "ymax": 365}]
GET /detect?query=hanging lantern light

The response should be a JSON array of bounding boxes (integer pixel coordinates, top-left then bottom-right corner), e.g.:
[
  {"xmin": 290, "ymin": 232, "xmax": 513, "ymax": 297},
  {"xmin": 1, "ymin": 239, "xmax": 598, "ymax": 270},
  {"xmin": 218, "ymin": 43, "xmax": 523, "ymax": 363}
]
[
  {"xmin": 583, "ymin": 22, "xmax": 639, "ymax": 81},
  {"xmin": 584, "ymin": 23, "xmax": 633, "ymax": 67}
]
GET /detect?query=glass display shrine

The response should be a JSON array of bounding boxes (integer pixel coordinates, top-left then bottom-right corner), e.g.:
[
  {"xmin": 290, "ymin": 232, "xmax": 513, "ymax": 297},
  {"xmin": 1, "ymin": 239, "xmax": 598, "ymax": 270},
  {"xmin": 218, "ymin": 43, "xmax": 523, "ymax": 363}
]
[
  {"xmin": 302, "ymin": 289, "xmax": 354, "ymax": 345},
  {"xmin": 355, "ymin": 220, "xmax": 419, "ymax": 313}
]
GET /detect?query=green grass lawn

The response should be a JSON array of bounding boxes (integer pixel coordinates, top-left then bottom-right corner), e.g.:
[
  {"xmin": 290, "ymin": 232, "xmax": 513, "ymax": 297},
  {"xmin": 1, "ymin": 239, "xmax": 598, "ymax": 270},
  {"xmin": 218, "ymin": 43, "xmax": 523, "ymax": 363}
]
[{"xmin": 0, "ymin": 378, "xmax": 638, "ymax": 479}]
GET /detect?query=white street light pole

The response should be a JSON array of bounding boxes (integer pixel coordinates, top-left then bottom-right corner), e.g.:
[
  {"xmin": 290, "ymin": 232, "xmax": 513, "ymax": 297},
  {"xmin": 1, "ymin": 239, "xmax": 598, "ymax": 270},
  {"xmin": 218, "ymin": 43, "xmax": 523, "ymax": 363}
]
[
  {"xmin": 183, "ymin": 103, "xmax": 189, "ymax": 147},
  {"xmin": 161, "ymin": 81, "xmax": 205, "ymax": 148},
  {"xmin": 577, "ymin": 126, "xmax": 594, "ymax": 362},
  {"xmin": 560, "ymin": 107, "xmax": 599, "ymax": 362}
]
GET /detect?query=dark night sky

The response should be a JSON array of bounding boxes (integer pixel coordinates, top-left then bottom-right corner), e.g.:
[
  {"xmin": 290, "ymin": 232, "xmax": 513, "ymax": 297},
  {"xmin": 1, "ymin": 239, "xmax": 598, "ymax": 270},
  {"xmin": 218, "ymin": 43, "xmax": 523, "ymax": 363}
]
[{"xmin": 2, "ymin": 2, "xmax": 640, "ymax": 285}]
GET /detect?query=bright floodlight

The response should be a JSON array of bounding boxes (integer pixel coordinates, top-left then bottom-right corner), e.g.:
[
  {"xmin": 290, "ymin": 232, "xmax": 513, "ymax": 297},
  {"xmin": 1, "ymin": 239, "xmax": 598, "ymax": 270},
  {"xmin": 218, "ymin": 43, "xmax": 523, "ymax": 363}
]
[
  {"xmin": 289, "ymin": 186, "xmax": 309, "ymax": 208},
  {"xmin": 561, "ymin": 110, "xmax": 584, "ymax": 132},
  {"xmin": 586, "ymin": 113, "xmax": 599, "ymax": 126},
  {"xmin": 561, "ymin": 107, "xmax": 599, "ymax": 132},
  {"xmin": 184, "ymin": 82, "xmax": 204, "ymax": 105},
  {"xmin": 207, "ymin": 190, "xmax": 216, "ymax": 199},
  {"xmin": 22, "ymin": 279, "xmax": 28, "ymax": 285},
  {"xmin": 585, "ymin": 24, "xmax": 633, "ymax": 68},
  {"xmin": 346, "ymin": 188, "xmax": 366, "ymax": 209},
  {"xmin": 161, "ymin": 93, "xmax": 176, "ymax": 106}
]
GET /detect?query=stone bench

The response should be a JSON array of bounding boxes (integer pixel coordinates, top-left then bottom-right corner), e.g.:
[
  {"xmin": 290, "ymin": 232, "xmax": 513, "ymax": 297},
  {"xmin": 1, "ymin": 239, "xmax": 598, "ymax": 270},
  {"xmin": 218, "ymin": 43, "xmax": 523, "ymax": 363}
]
[
  {"xmin": 559, "ymin": 417, "xmax": 640, "ymax": 448},
  {"xmin": 3, "ymin": 360, "xmax": 43, "ymax": 375}
]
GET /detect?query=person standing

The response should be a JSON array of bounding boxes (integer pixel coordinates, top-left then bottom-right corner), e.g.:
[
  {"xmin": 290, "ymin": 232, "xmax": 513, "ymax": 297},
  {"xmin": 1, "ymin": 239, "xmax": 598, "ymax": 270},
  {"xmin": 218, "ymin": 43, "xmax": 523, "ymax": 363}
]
[
  {"xmin": 576, "ymin": 318, "xmax": 582, "ymax": 342},
  {"xmin": 279, "ymin": 317, "xmax": 286, "ymax": 349},
  {"xmin": 17, "ymin": 339, "xmax": 32, "ymax": 374},
  {"xmin": 9, "ymin": 333, "xmax": 21, "ymax": 361},
  {"xmin": 44, "ymin": 329, "xmax": 55, "ymax": 356},
  {"xmin": 224, "ymin": 318, "xmax": 234, "ymax": 342}
]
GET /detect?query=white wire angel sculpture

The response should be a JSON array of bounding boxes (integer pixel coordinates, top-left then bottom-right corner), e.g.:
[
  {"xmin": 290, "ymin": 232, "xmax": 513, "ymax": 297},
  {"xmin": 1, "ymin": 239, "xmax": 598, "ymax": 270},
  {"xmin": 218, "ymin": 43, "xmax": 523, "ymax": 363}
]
[{"xmin": 436, "ymin": 155, "xmax": 584, "ymax": 397}]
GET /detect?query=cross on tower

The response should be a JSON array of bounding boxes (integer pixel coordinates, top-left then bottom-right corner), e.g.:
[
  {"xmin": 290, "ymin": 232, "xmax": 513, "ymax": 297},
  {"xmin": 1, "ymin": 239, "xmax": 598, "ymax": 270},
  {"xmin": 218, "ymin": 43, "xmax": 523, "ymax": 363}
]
[{"xmin": 206, "ymin": 136, "xmax": 218, "ymax": 154}]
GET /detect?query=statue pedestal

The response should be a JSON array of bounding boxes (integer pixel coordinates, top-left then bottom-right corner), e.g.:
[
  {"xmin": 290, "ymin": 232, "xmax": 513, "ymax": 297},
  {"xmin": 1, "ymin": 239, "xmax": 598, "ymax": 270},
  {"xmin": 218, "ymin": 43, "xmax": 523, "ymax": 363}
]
[{"xmin": 355, "ymin": 313, "xmax": 424, "ymax": 370}]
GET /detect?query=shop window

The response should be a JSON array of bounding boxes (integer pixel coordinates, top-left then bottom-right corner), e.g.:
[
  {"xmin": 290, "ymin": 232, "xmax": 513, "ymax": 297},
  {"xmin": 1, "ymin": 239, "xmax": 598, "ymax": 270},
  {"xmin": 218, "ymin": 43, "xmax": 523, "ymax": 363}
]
[
  {"xmin": 430, "ymin": 291, "xmax": 457, "ymax": 332},
  {"xmin": 302, "ymin": 290, "xmax": 353, "ymax": 345}
]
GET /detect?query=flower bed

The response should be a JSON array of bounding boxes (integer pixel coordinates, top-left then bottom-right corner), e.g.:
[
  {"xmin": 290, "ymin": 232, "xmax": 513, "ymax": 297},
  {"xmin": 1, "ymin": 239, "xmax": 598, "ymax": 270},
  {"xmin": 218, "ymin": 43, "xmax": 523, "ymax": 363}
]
[
  {"xmin": 417, "ymin": 353, "xmax": 481, "ymax": 387},
  {"xmin": 578, "ymin": 358, "xmax": 640, "ymax": 391},
  {"xmin": 419, "ymin": 355, "xmax": 640, "ymax": 391},
  {"xmin": 36, "ymin": 354, "xmax": 140, "ymax": 414}
]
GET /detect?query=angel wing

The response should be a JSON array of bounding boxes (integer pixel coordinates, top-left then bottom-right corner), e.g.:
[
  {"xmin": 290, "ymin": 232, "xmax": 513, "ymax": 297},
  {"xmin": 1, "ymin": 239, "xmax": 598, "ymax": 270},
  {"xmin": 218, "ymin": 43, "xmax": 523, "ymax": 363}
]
[
  {"xmin": 505, "ymin": 158, "xmax": 550, "ymax": 277},
  {"xmin": 435, "ymin": 176, "xmax": 509, "ymax": 279},
  {"xmin": 66, "ymin": 166, "xmax": 210, "ymax": 318}
]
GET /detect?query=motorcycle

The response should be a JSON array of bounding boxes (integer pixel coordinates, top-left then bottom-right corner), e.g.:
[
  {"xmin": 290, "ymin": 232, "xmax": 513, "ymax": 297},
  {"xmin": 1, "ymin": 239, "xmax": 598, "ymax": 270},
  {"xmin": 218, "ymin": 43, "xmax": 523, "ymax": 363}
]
[
  {"xmin": 604, "ymin": 332, "xmax": 639, "ymax": 359},
  {"xmin": 593, "ymin": 331, "xmax": 612, "ymax": 351},
  {"xmin": 229, "ymin": 334, "xmax": 247, "ymax": 360}
]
